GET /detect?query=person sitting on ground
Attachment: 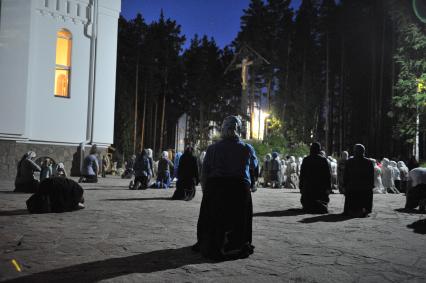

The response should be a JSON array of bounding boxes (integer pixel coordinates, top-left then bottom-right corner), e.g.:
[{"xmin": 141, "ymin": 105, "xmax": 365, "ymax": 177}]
[
  {"xmin": 269, "ymin": 152, "xmax": 282, "ymax": 188},
  {"xmin": 337, "ymin": 151, "xmax": 349, "ymax": 194},
  {"xmin": 40, "ymin": 158, "xmax": 53, "ymax": 182},
  {"xmin": 146, "ymin": 149, "xmax": 155, "ymax": 178},
  {"xmin": 407, "ymin": 156, "xmax": 420, "ymax": 171},
  {"xmin": 172, "ymin": 146, "xmax": 199, "ymax": 200},
  {"xmin": 79, "ymin": 145, "xmax": 99, "ymax": 183},
  {"xmin": 54, "ymin": 162, "xmax": 67, "ymax": 178},
  {"xmin": 389, "ymin": 161, "xmax": 401, "ymax": 193},
  {"xmin": 280, "ymin": 158, "xmax": 287, "ymax": 186},
  {"xmin": 329, "ymin": 157, "xmax": 338, "ymax": 191},
  {"xmin": 371, "ymin": 159, "xmax": 385, "ymax": 194},
  {"xmin": 121, "ymin": 155, "xmax": 135, "ymax": 179},
  {"xmin": 14, "ymin": 151, "xmax": 41, "ymax": 193},
  {"xmin": 131, "ymin": 149, "xmax": 152, "ymax": 190},
  {"xmin": 101, "ymin": 155, "xmax": 108, "ymax": 178},
  {"xmin": 381, "ymin": 158, "xmax": 393, "ymax": 193},
  {"xmin": 299, "ymin": 142, "xmax": 331, "ymax": 214},
  {"xmin": 405, "ymin": 167, "xmax": 426, "ymax": 211},
  {"xmin": 343, "ymin": 144, "xmax": 374, "ymax": 217},
  {"xmin": 193, "ymin": 115, "xmax": 258, "ymax": 260},
  {"xmin": 260, "ymin": 154, "xmax": 271, "ymax": 187},
  {"xmin": 26, "ymin": 177, "xmax": 85, "ymax": 213},
  {"xmin": 173, "ymin": 151, "xmax": 182, "ymax": 180},
  {"xmin": 397, "ymin": 161, "xmax": 409, "ymax": 193},
  {"xmin": 285, "ymin": 156, "xmax": 298, "ymax": 189},
  {"xmin": 155, "ymin": 151, "xmax": 174, "ymax": 188}
]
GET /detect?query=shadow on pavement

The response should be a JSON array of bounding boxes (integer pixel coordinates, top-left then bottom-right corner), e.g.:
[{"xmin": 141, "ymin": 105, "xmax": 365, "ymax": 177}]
[
  {"xmin": 394, "ymin": 208, "xmax": 426, "ymax": 214},
  {"xmin": 84, "ymin": 187, "xmax": 127, "ymax": 191},
  {"xmin": 3, "ymin": 246, "xmax": 211, "ymax": 283},
  {"xmin": 0, "ymin": 209, "xmax": 29, "ymax": 216},
  {"xmin": 407, "ymin": 219, "xmax": 426, "ymax": 234},
  {"xmin": 102, "ymin": 197, "xmax": 172, "ymax": 201},
  {"xmin": 253, "ymin": 208, "xmax": 308, "ymax": 217},
  {"xmin": 0, "ymin": 191, "xmax": 19, "ymax": 194},
  {"xmin": 299, "ymin": 214, "xmax": 353, "ymax": 223}
]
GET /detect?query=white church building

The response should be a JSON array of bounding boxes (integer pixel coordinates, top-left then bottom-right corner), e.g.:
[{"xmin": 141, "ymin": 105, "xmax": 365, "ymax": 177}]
[{"xmin": 0, "ymin": 0, "xmax": 121, "ymax": 178}]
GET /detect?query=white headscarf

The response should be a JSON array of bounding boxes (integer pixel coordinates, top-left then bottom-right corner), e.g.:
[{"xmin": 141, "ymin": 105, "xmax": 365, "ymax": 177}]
[{"xmin": 161, "ymin": 151, "xmax": 169, "ymax": 159}]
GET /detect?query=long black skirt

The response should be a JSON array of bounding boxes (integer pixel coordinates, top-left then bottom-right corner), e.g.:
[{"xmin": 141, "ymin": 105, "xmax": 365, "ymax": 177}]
[
  {"xmin": 172, "ymin": 178, "xmax": 196, "ymax": 201},
  {"xmin": 196, "ymin": 177, "xmax": 253, "ymax": 260},
  {"xmin": 344, "ymin": 188, "xmax": 373, "ymax": 215}
]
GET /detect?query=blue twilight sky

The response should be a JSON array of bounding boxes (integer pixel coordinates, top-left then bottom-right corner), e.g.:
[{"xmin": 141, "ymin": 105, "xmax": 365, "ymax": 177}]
[{"xmin": 121, "ymin": 0, "xmax": 302, "ymax": 49}]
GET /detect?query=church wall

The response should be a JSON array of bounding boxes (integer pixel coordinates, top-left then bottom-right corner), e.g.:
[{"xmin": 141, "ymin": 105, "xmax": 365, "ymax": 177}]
[
  {"xmin": 0, "ymin": 0, "xmax": 32, "ymax": 137},
  {"xmin": 28, "ymin": 0, "xmax": 91, "ymax": 144},
  {"xmin": 91, "ymin": 3, "xmax": 120, "ymax": 146}
]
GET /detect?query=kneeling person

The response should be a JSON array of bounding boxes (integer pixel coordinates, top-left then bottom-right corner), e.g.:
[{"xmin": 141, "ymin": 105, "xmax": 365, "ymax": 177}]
[
  {"xmin": 194, "ymin": 116, "xmax": 258, "ymax": 260},
  {"xmin": 343, "ymin": 144, "xmax": 374, "ymax": 217},
  {"xmin": 405, "ymin": 167, "xmax": 426, "ymax": 211},
  {"xmin": 26, "ymin": 177, "xmax": 85, "ymax": 213},
  {"xmin": 132, "ymin": 149, "xmax": 152, "ymax": 190},
  {"xmin": 299, "ymin": 142, "xmax": 331, "ymax": 213}
]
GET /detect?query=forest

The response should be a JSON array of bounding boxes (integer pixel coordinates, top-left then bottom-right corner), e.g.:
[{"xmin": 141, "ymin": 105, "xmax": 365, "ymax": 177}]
[{"xmin": 114, "ymin": 0, "xmax": 426, "ymax": 161}]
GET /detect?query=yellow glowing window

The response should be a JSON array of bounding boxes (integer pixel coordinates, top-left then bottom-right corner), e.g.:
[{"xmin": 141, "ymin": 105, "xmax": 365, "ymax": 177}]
[{"xmin": 54, "ymin": 29, "xmax": 72, "ymax": 97}]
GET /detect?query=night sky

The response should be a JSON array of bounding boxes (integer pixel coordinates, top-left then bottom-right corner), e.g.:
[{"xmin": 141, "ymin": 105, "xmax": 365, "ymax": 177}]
[{"xmin": 121, "ymin": 0, "xmax": 302, "ymax": 49}]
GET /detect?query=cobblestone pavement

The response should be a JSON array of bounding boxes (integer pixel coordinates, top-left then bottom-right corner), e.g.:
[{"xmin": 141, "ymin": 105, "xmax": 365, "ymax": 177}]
[{"xmin": 0, "ymin": 177, "xmax": 425, "ymax": 282}]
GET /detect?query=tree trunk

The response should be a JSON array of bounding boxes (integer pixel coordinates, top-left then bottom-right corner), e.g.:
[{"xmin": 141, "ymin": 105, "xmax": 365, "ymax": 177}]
[
  {"xmin": 140, "ymin": 84, "xmax": 147, "ymax": 151},
  {"xmin": 133, "ymin": 62, "xmax": 139, "ymax": 155},
  {"xmin": 159, "ymin": 94, "xmax": 166, "ymax": 155},
  {"xmin": 339, "ymin": 35, "xmax": 345, "ymax": 154},
  {"xmin": 153, "ymin": 100, "xmax": 158, "ymax": 156}
]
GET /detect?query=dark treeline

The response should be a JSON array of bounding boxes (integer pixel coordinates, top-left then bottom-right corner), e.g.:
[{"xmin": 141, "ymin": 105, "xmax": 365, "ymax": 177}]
[{"xmin": 114, "ymin": 0, "xmax": 426, "ymax": 160}]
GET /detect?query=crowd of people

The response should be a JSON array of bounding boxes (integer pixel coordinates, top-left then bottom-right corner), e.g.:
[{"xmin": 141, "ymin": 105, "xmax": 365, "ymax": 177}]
[
  {"xmin": 258, "ymin": 149, "xmax": 415, "ymax": 196},
  {"xmin": 11, "ymin": 115, "xmax": 426, "ymax": 261}
]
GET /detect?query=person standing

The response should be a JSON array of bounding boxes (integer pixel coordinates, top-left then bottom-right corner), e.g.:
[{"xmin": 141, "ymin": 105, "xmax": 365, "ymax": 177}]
[
  {"xmin": 193, "ymin": 116, "xmax": 258, "ymax": 260},
  {"xmin": 172, "ymin": 146, "xmax": 199, "ymax": 200},
  {"xmin": 299, "ymin": 142, "xmax": 331, "ymax": 213},
  {"xmin": 343, "ymin": 144, "xmax": 374, "ymax": 217},
  {"xmin": 15, "ymin": 151, "xmax": 41, "ymax": 193}
]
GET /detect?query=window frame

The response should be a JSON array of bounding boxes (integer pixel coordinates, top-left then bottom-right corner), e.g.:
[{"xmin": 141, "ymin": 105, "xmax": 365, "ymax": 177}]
[{"xmin": 54, "ymin": 29, "xmax": 72, "ymax": 98}]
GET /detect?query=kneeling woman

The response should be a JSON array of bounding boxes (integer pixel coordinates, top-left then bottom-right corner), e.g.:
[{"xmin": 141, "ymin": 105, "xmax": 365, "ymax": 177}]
[
  {"xmin": 172, "ymin": 146, "xmax": 199, "ymax": 200},
  {"xmin": 193, "ymin": 116, "xmax": 258, "ymax": 260}
]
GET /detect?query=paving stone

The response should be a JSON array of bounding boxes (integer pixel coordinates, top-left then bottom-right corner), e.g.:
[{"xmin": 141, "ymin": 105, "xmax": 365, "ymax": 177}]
[{"xmin": 0, "ymin": 177, "xmax": 425, "ymax": 282}]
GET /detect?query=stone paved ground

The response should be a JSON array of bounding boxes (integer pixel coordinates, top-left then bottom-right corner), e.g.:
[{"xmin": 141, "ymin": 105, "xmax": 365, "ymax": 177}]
[{"xmin": 0, "ymin": 177, "xmax": 425, "ymax": 283}]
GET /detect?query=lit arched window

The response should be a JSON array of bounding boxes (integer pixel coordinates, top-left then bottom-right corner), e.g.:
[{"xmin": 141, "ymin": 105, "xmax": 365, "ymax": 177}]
[{"xmin": 54, "ymin": 29, "xmax": 72, "ymax": 97}]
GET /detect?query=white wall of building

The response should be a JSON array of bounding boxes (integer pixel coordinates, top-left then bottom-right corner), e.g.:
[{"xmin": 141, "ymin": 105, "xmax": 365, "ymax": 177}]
[
  {"xmin": 0, "ymin": 0, "xmax": 32, "ymax": 137},
  {"xmin": 0, "ymin": 0, "xmax": 120, "ymax": 146},
  {"xmin": 92, "ymin": 2, "xmax": 120, "ymax": 145},
  {"xmin": 29, "ymin": 0, "xmax": 91, "ymax": 144}
]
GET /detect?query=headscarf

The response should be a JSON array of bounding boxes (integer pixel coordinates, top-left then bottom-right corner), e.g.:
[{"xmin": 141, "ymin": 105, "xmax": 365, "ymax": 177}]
[
  {"xmin": 146, "ymin": 149, "xmax": 153, "ymax": 159},
  {"xmin": 353, "ymin": 144, "xmax": 365, "ymax": 158},
  {"xmin": 89, "ymin": 144, "xmax": 97, "ymax": 155},
  {"xmin": 265, "ymin": 154, "xmax": 272, "ymax": 161},
  {"xmin": 342, "ymin": 151, "xmax": 349, "ymax": 160},
  {"xmin": 272, "ymin": 152, "xmax": 279, "ymax": 159},
  {"xmin": 221, "ymin": 116, "xmax": 242, "ymax": 139},
  {"xmin": 161, "ymin": 151, "xmax": 169, "ymax": 159},
  {"xmin": 310, "ymin": 142, "xmax": 321, "ymax": 155}
]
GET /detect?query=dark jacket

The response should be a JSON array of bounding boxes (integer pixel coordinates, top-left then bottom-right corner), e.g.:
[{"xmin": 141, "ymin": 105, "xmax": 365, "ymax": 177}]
[
  {"xmin": 344, "ymin": 156, "xmax": 374, "ymax": 191},
  {"xmin": 299, "ymin": 154, "xmax": 331, "ymax": 199},
  {"xmin": 177, "ymin": 152, "xmax": 199, "ymax": 183}
]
